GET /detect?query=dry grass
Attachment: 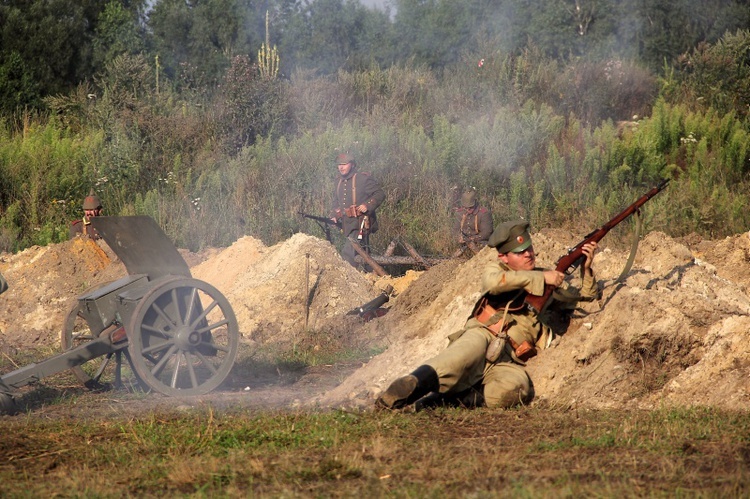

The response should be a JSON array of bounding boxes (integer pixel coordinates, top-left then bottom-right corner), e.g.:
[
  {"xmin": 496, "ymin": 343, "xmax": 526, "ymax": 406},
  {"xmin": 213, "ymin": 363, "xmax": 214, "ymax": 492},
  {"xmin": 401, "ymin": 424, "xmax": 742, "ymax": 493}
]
[{"xmin": 2, "ymin": 405, "xmax": 750, "ymax": 497}]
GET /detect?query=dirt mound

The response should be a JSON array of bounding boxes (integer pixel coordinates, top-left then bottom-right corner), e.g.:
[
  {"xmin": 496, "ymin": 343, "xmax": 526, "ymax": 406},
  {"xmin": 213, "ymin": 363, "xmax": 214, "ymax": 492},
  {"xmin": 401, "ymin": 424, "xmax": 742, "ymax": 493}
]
[
  {"xmin": 191, "ymin": 233, "xmax": 381, "ymax": 347},
  {"xmin": 0, "ymin": 238, "xmax": 125, "ymax": 351},
  {"xmin": 314, "ymin": 230, "xmax": 750, "ymax": 411},
  {"xmin": 3, "ymin": 226, "xmax": 750, "ymax": 413}
]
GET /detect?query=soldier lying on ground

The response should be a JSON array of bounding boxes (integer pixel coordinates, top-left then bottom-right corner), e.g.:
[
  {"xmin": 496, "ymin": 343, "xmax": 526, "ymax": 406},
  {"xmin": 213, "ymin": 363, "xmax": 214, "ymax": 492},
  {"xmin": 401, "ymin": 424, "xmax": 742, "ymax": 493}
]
[{"xmin": 376, "ymin": 219, "xmax": 599, "ymax": 411}]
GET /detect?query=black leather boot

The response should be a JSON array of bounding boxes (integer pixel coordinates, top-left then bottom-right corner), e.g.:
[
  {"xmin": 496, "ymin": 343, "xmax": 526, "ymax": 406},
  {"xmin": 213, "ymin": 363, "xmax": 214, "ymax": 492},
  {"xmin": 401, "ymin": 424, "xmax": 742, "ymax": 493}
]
[{"xmin": 375, "ymin": 365, "xmax": 439, "ymax": 410}]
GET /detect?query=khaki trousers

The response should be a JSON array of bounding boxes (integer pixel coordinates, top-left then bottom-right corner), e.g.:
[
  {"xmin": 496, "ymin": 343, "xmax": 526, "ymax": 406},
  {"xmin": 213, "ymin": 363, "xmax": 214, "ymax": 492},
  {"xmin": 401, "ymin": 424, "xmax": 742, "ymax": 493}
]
[{"xmin": 425, "ymin": 320, "xmax": 532, "ymax": 408}]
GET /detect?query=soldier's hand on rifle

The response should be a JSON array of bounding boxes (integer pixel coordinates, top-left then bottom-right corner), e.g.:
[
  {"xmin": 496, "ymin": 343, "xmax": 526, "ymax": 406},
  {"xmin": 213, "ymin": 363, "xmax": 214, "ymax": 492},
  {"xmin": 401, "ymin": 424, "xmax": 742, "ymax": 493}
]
[
  {"xmin": 356, "ymin": 204, "xmax": 368, "ymax": 215},
  {"xmin": 582, "ymin": 242, "xmax": 598, "ymax": 273},
  {"xmin": 544, "ymin": 270, "xmax": 565, "ymax": 288}
]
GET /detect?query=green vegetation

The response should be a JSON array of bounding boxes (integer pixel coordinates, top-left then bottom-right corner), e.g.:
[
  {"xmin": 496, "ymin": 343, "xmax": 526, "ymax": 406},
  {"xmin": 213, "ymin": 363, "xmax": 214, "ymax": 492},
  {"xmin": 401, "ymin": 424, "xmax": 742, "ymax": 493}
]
[
  {"xmin": 2, "ymin": 406, "xmax": 750, "ymax": 496},
  {"xmin": 0, "ymin": 1, "xmax": 749, "ymax": 256}
]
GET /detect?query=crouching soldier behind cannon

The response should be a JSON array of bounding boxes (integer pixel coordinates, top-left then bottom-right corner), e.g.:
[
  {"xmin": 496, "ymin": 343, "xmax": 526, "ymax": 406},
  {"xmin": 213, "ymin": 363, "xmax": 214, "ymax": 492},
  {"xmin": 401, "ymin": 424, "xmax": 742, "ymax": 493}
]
[
  {"xmin": 69, "ymin": 189, "xmax": 103, "ymax": 240},
  {"xmin": 376, "ymin": 220, "xmax": 599, "ymax": 411}
]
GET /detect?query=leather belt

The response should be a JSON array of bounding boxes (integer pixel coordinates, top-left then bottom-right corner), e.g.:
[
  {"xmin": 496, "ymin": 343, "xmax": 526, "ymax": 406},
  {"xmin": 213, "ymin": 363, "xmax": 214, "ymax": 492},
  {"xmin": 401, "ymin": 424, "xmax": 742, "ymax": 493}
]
[{"xmin": 474, "ymin": 298, "xmax": 537, "ymax": 361}]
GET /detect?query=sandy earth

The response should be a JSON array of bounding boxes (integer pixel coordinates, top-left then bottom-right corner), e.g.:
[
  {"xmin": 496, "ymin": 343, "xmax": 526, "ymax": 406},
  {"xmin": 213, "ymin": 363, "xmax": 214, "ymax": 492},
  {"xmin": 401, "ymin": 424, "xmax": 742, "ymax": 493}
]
[{"xmin": 2, "ymin": 224, "xmax": 750, "ymax": 415}]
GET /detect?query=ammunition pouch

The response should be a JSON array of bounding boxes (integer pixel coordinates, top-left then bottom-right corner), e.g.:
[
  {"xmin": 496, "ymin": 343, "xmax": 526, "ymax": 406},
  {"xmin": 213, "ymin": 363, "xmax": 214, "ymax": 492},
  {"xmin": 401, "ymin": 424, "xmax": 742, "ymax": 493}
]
[
  {"xmin": 475, "ymin": 295, "xmax": 537, "ymax": 363},
  {"xmin": 345, "ymin": 205, "xmax": 358, "ymax": 218},
  {"xmin": 513, "ymin": 340, "xmax": 537, "ymax": 361}
]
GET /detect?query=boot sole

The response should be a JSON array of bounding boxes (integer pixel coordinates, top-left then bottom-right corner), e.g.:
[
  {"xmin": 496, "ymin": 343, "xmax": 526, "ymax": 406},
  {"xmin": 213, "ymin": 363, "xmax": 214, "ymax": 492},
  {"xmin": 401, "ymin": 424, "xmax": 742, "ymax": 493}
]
[{"xmin": 375, "ymin": 375, "xmax": 418, "ymax": 410}]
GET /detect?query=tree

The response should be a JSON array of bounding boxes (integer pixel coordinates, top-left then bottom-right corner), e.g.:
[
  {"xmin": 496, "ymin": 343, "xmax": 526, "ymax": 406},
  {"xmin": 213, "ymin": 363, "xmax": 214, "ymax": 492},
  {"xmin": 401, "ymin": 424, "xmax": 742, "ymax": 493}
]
[
  {"xmin": 0, "ymin": 0, "xmax": 98, "ymax": 111},
  {"xmin": 93, "ymin": 1, "xmax": 147, "ymax": 69},
  {"xmin": 147, "ymin": 0, "xmax": 266, "ymax": 85},
  {"xmin": 278, "ymin": 0, "xmax": 388, "ymax": 74}
]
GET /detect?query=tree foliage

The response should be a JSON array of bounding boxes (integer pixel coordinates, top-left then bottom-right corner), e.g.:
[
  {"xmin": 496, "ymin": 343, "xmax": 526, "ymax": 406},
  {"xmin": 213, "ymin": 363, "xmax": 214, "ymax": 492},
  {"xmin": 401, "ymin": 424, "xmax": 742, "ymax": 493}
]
[{"xmin": 0, "ymin": 0, "xmax": 749, "ymax": 254}]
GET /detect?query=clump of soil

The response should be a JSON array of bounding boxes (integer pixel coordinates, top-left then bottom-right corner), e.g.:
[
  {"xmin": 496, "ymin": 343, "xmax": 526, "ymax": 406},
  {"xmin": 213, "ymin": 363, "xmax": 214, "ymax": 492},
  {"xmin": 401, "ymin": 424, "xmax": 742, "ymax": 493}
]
[
  {"xmin": 190, "ymin": 233, "xmax": 382, "ymax": 348},
  {"xmin": 3, "ymin": 225, "xmax": 750, "ymax": 414},
  {"xmin": 314, "ymin": 230, "xmax": 750, "ymax": 412}
]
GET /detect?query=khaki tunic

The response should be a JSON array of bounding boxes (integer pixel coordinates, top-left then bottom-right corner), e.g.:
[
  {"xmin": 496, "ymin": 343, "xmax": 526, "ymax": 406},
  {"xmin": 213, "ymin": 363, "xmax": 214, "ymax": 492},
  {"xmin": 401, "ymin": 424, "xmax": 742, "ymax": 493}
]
[{"xmin": 425, "ymin": 260, "xmax": 598, "ymax": 408}]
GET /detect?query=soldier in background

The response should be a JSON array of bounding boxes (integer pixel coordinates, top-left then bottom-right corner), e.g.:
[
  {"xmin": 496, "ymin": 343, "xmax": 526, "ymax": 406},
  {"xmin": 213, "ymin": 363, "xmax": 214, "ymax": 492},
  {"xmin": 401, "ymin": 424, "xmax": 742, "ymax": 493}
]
[
  {"xmin": 453, "ymin": 188, "xmax": 493, "ymax": 256},
  {"xmin": 330, "ymin": 152, "xmax": 385, "ymax": 269},
  {"xmin": 69, "ymin": 189, "xmax": 103, "ymax": 239}
]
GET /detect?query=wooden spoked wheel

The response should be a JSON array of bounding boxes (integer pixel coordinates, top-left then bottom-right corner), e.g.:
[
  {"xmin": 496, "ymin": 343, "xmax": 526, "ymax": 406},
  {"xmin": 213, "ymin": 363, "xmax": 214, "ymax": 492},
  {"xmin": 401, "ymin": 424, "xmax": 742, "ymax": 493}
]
[{"xmin": 127, "ymin": 278, "xmax": 239, "ymax": 396}]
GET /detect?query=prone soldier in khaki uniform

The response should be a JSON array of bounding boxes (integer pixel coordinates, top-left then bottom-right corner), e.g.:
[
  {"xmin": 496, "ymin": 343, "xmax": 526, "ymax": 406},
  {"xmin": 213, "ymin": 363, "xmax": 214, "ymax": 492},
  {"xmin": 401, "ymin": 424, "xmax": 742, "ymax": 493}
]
[
  {"xmin": 69, "ymin": 189, "xmax": 103, "ymax": 240},
  {"xmin": 376, "ymin": 219, "xmax": 599, "ymax": 410},
  {"xmin": 330, "ymin": 152, "xmax": 385, "ymax": 268},
  {"xmin": 453, "ymin": 189, "xmax": 493, "ymax": 255}
]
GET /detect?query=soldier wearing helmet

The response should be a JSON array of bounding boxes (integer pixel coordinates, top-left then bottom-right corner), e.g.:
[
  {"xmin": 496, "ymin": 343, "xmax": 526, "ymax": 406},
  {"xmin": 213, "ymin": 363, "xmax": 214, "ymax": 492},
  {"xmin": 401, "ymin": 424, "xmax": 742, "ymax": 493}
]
[
  {"xmin": 329, "ymin": 152, "xmax": 385, "ymax": 269},
  {"xmin": 453, "ymin": 188, "xmax": 493, "ymax": 256},
  {"xmin": 69, "ymin": 189, "xmax": 103, "ymax": 239}
]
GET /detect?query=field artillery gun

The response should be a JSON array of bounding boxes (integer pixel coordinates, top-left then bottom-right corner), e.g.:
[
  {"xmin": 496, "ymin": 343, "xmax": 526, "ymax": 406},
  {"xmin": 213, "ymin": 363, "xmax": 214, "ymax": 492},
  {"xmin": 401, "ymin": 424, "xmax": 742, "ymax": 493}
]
[{"xmin": 0, "ymin": 216, "xmax": 239, "ymax": 415}]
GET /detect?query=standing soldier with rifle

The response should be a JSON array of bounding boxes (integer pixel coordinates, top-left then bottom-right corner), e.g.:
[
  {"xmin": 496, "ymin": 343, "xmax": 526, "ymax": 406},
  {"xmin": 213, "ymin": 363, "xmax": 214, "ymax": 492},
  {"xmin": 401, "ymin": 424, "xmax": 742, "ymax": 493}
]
[
  {"xmin": 453, "ymin": 188, "xmax": 493, "ymax": 256},
  {"xmin": 330, "ymin": 152, "xmax": 385, "ymax": 269}
]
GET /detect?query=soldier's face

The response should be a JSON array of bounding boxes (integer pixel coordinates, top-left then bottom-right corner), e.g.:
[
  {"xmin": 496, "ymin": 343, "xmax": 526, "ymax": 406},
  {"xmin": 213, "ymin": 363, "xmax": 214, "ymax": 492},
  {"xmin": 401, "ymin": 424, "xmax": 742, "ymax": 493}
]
[
  {"xmin": 499, "ymin": 246, "xmax": 535, "ymax": 271},
  {"xmin": 84, "ymin": 208, "xmax": 101, "ymax": 218},
  {"xmin": 338, "ymin": 162, "xmax": 352, "ymax": 175}
]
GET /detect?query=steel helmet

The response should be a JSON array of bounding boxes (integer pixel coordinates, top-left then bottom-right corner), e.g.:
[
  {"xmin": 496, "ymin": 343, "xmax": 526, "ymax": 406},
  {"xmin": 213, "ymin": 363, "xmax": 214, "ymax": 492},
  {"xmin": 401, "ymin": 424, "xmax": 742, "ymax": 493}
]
[{"xmin": 82, "ymin": 189, "xmax": 102, "ymax": 210}]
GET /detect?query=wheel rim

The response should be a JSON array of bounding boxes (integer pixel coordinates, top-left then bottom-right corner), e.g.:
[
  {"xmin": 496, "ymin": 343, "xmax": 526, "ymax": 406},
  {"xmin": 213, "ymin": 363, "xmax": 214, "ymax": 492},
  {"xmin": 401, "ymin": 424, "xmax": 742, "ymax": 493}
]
[{"xmin": 128, "ymin": 278, "xmax": 239, "ymax": 396}]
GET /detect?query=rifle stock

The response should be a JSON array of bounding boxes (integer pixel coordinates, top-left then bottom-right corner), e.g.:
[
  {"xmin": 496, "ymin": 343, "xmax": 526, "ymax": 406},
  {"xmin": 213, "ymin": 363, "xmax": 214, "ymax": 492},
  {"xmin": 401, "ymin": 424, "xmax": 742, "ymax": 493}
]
[{"xmin": 525, "ymin": 179, "xmax": 669, "ymax": 313}]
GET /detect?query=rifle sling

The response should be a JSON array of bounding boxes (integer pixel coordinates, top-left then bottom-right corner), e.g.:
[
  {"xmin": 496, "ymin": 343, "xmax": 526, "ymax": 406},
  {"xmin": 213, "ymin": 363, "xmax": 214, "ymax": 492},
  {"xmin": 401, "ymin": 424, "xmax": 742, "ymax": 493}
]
[{"xmin": 616, "ymin": 210, "xmax": 643, "ymax": 283}]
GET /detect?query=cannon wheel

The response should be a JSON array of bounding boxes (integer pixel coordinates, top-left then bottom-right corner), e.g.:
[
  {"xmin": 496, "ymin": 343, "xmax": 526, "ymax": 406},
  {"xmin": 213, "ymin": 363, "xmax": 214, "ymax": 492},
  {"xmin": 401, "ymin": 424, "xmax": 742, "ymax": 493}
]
[
  {"xmin": 127, "ymin": 277, "xmax": 239, "ymax": 396},
  {"xmin": 61, "ymin": 284, "xmax": 134, "ymax": 390}
]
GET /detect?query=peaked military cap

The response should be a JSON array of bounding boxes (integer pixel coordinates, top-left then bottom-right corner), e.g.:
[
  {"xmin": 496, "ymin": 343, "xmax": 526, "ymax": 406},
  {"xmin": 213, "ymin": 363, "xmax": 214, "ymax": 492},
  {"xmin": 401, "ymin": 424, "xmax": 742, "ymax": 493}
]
[
  {"xmin": 488, "ymin": 220, "xmax": 532, "ymax": 253},
  {"xmin": 336, "ymin": 152, "xmax": 354, "ymax": 165}
]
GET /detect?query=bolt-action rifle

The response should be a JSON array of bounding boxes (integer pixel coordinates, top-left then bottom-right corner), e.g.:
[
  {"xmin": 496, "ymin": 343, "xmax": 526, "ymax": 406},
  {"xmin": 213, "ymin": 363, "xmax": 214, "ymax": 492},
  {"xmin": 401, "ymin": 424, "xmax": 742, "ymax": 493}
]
[
  {"xmin": 525, "ymin": 179, "xmax": 670, "ymax": 314},
  {"xmin": 298, "ymin": 212, "xmax": 342, "ymax": 243}
]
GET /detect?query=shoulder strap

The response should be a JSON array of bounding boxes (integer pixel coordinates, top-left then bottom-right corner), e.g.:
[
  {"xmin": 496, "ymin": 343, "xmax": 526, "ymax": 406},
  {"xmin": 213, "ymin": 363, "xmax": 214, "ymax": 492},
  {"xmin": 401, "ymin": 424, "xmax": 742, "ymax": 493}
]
[{"xmin": 351, "ymin": 173, "xmax": 357, "ymax": 206}]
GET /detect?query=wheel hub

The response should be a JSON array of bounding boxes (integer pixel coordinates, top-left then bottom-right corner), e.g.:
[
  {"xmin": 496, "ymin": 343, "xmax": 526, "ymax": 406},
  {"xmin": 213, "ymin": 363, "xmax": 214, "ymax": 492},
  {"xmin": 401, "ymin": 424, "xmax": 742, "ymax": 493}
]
[{"xmin": 174, "ymin": 326, "xmax": 201, "ymax": 350}]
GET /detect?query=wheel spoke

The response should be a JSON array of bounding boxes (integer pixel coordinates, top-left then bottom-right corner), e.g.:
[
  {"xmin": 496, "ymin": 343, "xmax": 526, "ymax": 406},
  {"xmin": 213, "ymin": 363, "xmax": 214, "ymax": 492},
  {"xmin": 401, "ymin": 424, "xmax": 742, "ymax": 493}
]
[
  {"xmin": 195, "ymin": 318, "xmax": 229, "ymax": 334},
  {"xmin": 193, "ymin": 349, "xmax": 219, "ymax": 375},
  {"xmin": 185, "ymin": 351, "xmax": 199, "ymax": 388},
  {"xmin": 188, "ymin": 299, "xmax": 219, "ymax": 329},
  {"xmin": 142, "ymin": 323, "xmax": 173, "ymax": 339},
  {"xmin": 170, "ymin": 288, "xmax": 182, "ymax": 326},
  {"xmin": 150, "ymin": 344, "xmax": 178, "ymax": 377},
  {"xmin": 185, "ymin": 287, "xmax": 199, "ymax": 326},
  {"xmin": 169, "ymin": 351, "xmax": 183, "ymax": 388},
  {"xmin": 92, "ymin": 353, "xmax": 113, "ymax": 381},
  {"xmin": 141, "ymin": 338, "xmax": 174, "ymax": 356},
  {"xmin": 200, "ymin": 340, "xmax": 230, "ymax": 354},
  {"xmin": 151, "ymin": 302, "xmax": 178, "ymax": 331}
]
